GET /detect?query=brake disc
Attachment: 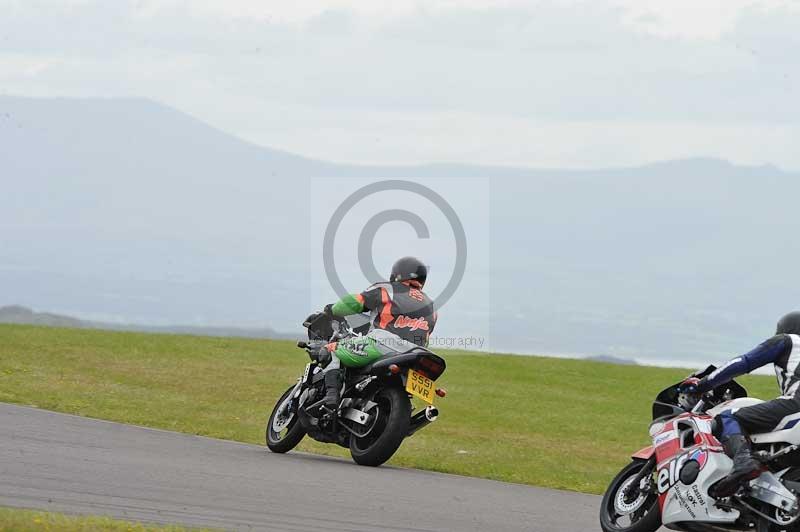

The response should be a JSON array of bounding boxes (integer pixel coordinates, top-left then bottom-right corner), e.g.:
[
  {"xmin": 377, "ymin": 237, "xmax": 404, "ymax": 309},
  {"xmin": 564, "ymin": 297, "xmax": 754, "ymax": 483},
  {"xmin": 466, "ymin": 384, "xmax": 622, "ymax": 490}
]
[
  {"xmin": 271, "ymin": 396, "xmax": 295, "ymax": 432},
  {"xmin": 615, "ymin": 475, "xmax": 648, "ymax": 515}
]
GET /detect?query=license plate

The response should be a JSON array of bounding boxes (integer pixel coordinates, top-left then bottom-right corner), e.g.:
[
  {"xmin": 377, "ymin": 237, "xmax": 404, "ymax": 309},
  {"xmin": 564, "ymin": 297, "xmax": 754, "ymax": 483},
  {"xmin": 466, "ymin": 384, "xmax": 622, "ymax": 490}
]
[{"xmin": 406, "ymin": 369, "xmax": 435, "ymax": 404}]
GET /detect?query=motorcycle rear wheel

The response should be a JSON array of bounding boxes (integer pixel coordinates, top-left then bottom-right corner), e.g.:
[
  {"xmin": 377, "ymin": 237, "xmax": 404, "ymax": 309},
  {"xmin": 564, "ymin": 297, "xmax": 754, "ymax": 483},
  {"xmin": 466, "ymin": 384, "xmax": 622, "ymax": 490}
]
[
  {"xmin": 600, "ymin": 459, "xmax": 661, "ymax": 532},
  {"xmin": 349, "ymin": 386, "xmax": 411, "ymax": 467},
  {"xmin": 266, "ymin": 385, "xmax": 306, "ymax": 453}
]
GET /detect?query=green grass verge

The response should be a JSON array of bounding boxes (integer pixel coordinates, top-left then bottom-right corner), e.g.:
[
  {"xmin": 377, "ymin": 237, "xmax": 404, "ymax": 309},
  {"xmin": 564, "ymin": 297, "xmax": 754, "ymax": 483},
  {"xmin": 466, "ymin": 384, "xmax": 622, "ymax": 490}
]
[
  {"xmin": 0, "ymin": 324, "xmax": 778, "ymax": 494},
  {"xmin": 0, "ymin": 506, "xmax": 210, "ymax": 531}
]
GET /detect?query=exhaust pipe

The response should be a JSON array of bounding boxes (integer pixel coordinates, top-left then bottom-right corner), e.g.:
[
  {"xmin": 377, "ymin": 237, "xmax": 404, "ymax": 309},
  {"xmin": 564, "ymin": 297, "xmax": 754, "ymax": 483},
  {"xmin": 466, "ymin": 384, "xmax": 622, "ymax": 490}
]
[
  {"xmin": 424, "ymin": 405, "xmax": 438, "ymax": 421},
  {"xmin": 407, "ymin": 405, "xmax": 439, "ymax": 436}
]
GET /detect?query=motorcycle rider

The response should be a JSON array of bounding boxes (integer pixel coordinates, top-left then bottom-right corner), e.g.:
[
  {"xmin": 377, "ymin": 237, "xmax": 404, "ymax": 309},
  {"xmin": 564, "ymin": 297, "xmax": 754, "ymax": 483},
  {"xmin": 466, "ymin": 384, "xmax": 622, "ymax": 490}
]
[
  {"xmin": 319, "ymin": 256, "xmax": 437, "ymax": 411},
  {"xmin": 679, "ymin": 312, "xmax": 800, "ymax": 497}
]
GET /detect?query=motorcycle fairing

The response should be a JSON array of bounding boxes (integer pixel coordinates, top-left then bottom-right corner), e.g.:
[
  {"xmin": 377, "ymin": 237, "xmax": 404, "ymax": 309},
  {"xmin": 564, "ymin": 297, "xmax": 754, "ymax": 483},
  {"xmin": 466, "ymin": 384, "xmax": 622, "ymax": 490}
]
[
  {"xmin": 652, "ymin": 413, "xmax": 739, "ymax": 525},
  {"xmin": 705, "ymin": 397, "xmax": 764, "ymax": 419},
  {"xmin": 751, "ymin": 410, "xmax": 800, "ymax": 444},
  {"xmin": 632, "ymin": 446, "xmax": 655, "ymax": 460}
]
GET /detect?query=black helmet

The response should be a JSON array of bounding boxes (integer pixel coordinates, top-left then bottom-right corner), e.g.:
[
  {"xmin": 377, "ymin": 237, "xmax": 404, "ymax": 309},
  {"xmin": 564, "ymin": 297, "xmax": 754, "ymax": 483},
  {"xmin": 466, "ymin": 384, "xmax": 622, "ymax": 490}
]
[
  {"xmin": 777, "ymin": 312, "xmax": 800, "ymax": 335},
  {"xmin": 390, "ymin": 256, "xmax": 427, "ymax": 286}
]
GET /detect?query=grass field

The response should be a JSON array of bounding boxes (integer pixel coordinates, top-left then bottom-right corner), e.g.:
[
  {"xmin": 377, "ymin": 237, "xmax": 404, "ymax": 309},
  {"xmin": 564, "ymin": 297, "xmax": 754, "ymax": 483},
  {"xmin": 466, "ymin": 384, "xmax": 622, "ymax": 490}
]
[
  {"xmin": 0, "ymin": 324, "xmax": 778, "ymax": 495},
  {"xmin": 0, "ymin": 507, "xmax": 209, "ymax": 531}
]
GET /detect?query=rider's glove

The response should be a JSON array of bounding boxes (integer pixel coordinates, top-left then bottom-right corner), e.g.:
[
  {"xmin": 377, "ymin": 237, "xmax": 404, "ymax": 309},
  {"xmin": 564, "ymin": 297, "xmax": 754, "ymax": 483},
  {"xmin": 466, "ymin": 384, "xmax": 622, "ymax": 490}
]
[
  {"xmin": 323, "ymin": 303, "xmax": 335, "ymax": 318},
  {"xmin": 678, "ymin": 377, "xmax": 702, "ymax": 394}
]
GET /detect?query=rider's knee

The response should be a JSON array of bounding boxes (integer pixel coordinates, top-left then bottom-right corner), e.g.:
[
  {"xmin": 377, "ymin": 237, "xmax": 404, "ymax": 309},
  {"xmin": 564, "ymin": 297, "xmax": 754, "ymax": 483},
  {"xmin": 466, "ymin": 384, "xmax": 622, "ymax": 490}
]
[{"xmin": 714, "ymin": 410, "xmax": 744, "ymax": 439}]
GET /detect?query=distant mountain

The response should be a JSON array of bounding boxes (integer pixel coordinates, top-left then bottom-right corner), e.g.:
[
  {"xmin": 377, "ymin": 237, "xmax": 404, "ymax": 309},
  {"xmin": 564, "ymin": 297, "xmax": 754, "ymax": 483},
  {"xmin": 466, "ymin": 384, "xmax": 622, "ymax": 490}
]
[
  {"xmin": 2, "ymin": 95, "xmax": 799, "ymax": 365},
  {"xmin": 0, "ymin": 305, "xmax": 84, "ymax": 328},
  {"xmin": 0, "ymin": 305, "xmax": 294, "ymax": 340}
]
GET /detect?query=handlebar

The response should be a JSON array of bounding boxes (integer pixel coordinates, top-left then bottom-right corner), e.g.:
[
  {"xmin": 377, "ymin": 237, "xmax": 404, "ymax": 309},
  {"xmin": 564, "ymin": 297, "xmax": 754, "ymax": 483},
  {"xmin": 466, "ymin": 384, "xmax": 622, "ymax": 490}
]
[
  {"xmin": 689, "ymin": 390, "xmax": 723, "ymax": 414},
  {"xmin": 691, "ymin": 397, "xmax": 706, "ymax": 413}
]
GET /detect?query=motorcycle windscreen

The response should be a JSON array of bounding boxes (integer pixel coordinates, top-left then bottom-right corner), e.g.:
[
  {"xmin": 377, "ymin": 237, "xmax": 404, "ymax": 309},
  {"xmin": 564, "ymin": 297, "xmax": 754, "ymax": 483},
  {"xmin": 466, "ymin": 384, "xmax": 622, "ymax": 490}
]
[
  {"xmin": 651, "ymin": 365, "xmax": 748, "ymax": 421},
  {"xmin": 304, "ymin": 312, "xmax": 334, "ymax": 340}
]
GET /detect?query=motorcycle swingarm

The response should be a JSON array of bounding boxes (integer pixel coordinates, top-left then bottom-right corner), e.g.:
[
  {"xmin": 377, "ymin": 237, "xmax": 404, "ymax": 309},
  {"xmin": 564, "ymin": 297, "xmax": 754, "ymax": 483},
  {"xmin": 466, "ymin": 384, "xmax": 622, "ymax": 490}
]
[
  {"xmin": 339, "ymin": 398, "xmax": 377, "ymax": 426},
  {"xmin": 340, "ymin": 407, "xmax": 373, "ymax": 426},
  {"xmin": 748, "ymin": 471, "xmax": 798, "ymax": 514}
]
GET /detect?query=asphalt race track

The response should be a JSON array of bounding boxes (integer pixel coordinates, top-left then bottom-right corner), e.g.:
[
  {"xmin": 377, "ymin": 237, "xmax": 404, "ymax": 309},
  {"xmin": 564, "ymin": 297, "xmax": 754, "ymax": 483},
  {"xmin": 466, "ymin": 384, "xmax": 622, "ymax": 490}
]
[{"xmin": 0, "ymin": 403, "xmax": 601, "ymax": 531}]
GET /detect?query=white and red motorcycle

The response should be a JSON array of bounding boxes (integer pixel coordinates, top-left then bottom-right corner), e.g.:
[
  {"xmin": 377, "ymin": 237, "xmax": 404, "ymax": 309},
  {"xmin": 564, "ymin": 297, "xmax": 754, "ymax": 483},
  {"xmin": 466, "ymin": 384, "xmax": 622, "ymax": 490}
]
[{"xmin": 601, "ymin": 366, "xmax": 800, "ymax": 532}]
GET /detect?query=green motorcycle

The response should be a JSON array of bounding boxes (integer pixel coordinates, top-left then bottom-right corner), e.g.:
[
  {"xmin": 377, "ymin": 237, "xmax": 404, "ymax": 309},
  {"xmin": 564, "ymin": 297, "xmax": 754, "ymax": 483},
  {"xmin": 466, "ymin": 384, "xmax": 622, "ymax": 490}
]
[{"xmin": 266, "ymin": 312, "xmax": 447, "ymax": 466}]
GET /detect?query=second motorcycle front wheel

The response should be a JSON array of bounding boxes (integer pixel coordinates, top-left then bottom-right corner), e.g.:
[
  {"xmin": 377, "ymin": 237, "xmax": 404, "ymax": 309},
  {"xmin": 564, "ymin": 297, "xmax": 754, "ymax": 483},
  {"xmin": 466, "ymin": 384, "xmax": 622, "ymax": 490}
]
[
  {"xmin": 349, "ymin": 386, "xmax": 411, "ymax": 467},
  {"xmin": 600, "ymin": 459, "xmax": 661, "ymax": 532}
]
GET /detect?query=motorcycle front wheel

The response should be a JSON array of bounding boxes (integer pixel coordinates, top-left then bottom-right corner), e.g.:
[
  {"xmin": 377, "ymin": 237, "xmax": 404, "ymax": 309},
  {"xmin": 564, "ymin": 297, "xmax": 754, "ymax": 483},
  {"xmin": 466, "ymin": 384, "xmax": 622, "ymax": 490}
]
[
  {"xmin": 266, "ymin": 385, "xmax": 306, "ymax": 453},
  {"xmin": 600, "ymin": 459, "xmax": 661, "ymax": 532},
  {"xmin": 349, "ymin": 386, "xmax": 411, "ymax": 467}
]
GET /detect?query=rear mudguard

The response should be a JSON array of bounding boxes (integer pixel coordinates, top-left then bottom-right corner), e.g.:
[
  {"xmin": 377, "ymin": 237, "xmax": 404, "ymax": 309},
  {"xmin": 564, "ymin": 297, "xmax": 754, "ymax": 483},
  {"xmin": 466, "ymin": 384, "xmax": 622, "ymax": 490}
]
[
  {"xmin": 368, "ymin": 352, "xmax": 447, "ymax": 380},
  {"xmin": 632, "ymin": 445, "xmax": 654, "ymax": 460}
]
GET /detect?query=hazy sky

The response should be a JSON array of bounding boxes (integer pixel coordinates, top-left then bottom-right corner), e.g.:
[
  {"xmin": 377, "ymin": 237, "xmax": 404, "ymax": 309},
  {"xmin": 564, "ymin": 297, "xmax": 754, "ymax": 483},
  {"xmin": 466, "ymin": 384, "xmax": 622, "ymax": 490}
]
[{"xmin": 2, "ymin": 0, "xmax": 798, "ymax": 169}]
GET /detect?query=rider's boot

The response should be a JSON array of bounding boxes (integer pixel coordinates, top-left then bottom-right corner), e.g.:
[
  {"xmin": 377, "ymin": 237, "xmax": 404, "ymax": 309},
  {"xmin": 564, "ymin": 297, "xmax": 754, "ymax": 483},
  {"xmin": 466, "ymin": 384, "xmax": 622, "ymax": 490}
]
[
  {"xmin": 710, "ymin": 434, "xmax": 761, "ymax": 498},
  {"xmin": 323, "ymin": 369, "xmax": 343, "ymax": 411}
]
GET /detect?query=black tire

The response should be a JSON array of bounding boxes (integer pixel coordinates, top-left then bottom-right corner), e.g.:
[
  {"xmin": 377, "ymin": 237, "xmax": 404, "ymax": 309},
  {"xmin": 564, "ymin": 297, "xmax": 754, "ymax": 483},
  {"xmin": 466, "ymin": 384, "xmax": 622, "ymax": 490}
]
[
  {"xmin": 600, "ymin": 460, "xmax": 661, "ymax": 532},
  {"xmin": 266, "ymin": 385, "xmax": 306, "ymax": 453},
  {"xmin": 349, "ymin": 386, "xmax": 411, "ymax": 467}
]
